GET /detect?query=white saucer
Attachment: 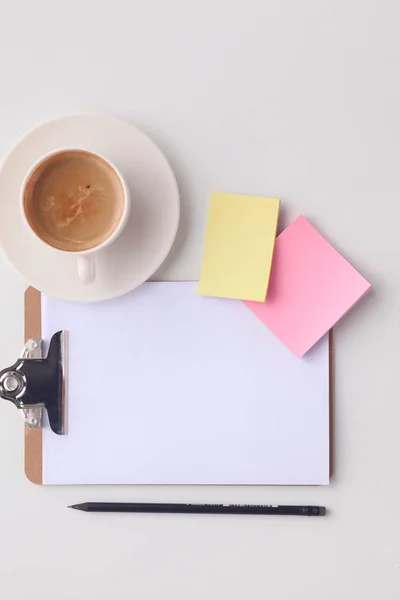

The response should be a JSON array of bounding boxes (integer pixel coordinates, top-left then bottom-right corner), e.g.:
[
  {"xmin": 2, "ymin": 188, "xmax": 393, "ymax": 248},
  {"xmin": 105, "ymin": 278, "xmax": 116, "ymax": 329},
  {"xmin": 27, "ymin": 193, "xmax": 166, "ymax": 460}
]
[{"xmin": 0, "ymin": 115, "xmax": 180, "ymax": 302}]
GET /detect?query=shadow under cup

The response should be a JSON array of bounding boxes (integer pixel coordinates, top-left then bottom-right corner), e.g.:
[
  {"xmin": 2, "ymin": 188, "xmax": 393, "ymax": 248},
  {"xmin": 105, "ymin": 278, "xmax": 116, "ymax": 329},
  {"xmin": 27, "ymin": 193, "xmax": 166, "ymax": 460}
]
[{"xmin": 22, "ymin": 149, "xmax": 128, "ymax": 253}]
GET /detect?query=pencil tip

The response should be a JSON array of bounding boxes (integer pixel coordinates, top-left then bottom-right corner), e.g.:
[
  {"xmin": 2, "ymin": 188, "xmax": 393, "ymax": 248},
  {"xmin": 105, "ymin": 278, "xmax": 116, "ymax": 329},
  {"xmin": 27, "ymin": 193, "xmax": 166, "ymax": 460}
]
[{"xmin": 68, "ymin": 504, "xmax": 82, "ymax": 510}]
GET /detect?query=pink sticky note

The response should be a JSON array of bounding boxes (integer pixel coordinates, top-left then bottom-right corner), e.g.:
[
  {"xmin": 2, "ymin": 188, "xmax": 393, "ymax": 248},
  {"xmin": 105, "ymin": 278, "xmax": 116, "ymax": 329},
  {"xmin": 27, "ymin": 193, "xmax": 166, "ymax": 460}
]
[{"xmin": 244, "ymin": 216, "xmax": 371, "ymax": 357}]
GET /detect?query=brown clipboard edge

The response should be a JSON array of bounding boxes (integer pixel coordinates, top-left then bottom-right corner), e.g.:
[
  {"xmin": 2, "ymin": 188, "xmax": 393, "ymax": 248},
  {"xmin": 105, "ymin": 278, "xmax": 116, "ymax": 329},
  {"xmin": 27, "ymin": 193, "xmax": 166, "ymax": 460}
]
[
  {"xmin": 329, "ymin": 329, "xmax": 335, "ymax": 479},
  {"xmin": 22, "ymin": 286, "xmax": 334, "ymax": 485},
  {"xmin": 24, "ymin": 287, "xmax": 43, "ymax": 484}
]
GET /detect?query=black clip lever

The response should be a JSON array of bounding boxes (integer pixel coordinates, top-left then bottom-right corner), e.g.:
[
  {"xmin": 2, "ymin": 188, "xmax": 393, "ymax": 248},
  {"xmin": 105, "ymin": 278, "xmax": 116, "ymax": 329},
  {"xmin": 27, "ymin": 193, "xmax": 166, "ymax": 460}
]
[{"xmin": 0, "ymin": 331, "xmax": 67, "ymax": 434}]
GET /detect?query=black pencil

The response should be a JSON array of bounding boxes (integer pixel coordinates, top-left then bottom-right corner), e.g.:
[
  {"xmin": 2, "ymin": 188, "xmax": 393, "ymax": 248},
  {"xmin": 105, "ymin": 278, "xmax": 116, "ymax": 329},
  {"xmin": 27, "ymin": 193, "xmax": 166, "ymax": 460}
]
[{"xmin": 69, "ymin": 502, "xmax": 326, "ymax": 516}]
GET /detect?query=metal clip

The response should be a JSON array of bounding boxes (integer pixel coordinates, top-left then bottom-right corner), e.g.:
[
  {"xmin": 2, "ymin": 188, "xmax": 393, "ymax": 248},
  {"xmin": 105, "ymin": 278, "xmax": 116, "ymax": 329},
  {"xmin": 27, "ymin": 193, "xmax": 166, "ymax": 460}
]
[{"xmin": 0, "ymin": 331, "xmax": 67, "ymax": 434}]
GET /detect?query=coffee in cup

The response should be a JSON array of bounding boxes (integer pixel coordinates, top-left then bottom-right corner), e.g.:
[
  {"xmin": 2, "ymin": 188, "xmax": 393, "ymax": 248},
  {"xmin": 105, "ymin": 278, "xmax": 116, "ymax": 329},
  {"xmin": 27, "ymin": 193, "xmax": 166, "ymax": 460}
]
[
  {"xmin": 21, "ymin": 149, "xmax": 130, "ymax": 284},
  {"xmin": 23, "ymin": 150, "xmax": 125, "ymax": 252}
]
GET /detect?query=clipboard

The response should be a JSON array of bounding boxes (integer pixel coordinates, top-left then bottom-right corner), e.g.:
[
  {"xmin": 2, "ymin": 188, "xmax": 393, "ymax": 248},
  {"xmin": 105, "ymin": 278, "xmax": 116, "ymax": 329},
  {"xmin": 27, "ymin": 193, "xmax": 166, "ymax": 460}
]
[{"xmin": 21, "ymin": 284, "xmax": 334, "ymax": 486}]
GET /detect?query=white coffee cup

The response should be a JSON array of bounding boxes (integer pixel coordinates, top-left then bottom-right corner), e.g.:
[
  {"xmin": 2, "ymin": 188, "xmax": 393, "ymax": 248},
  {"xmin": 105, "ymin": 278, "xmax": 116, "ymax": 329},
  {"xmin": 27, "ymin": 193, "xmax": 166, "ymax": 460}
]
[{"xmin": 20, "ymin": 149, "xmax": 131, "ymax": 284}]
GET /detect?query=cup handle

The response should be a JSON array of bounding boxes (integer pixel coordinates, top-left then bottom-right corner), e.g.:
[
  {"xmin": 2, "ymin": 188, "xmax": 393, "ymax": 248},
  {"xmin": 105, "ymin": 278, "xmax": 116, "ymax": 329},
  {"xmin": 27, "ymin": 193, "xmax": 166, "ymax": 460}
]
[{"xmin": 78, "ymin": 255, "xmax": 95, "ymax": 284}]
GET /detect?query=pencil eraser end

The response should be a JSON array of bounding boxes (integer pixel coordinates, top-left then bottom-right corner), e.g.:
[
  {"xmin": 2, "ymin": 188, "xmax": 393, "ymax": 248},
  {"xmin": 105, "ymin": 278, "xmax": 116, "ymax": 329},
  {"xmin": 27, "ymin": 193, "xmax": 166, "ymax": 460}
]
[{"xmin": 318, "ymin": 507, "xmax": 326, "ymax": 516}]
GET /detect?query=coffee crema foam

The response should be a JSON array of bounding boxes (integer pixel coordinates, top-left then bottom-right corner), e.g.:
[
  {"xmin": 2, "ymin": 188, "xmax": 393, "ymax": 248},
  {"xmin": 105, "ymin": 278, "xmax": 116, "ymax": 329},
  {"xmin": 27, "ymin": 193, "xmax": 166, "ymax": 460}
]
[{"xmin": 24, "ymin": 150, "xmax": 125, "ymax": 252}]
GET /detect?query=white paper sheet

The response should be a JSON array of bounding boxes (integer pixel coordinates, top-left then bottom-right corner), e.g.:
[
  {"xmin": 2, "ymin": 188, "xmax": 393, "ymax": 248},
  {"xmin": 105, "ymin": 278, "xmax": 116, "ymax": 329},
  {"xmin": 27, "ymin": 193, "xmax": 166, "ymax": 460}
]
[{"xmin": 42, "ymin": 282, "xmax": 330, "ymax": 485}]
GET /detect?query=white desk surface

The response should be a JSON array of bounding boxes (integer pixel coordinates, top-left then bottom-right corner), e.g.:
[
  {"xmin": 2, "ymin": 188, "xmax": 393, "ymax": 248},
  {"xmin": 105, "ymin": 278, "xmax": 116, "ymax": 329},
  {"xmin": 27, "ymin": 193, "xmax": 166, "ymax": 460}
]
[{"xmin": 0, "ymin": 1, "xmax": 398, "ymax": 598}]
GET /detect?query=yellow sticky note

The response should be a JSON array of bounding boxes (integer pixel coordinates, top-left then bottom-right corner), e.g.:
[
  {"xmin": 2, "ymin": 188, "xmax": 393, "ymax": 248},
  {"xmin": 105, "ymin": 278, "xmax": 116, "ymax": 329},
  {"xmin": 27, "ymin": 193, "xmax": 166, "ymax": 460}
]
[{"xmin": 198, "ymin": 193, "xmax": 280, "ymax": 302}]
